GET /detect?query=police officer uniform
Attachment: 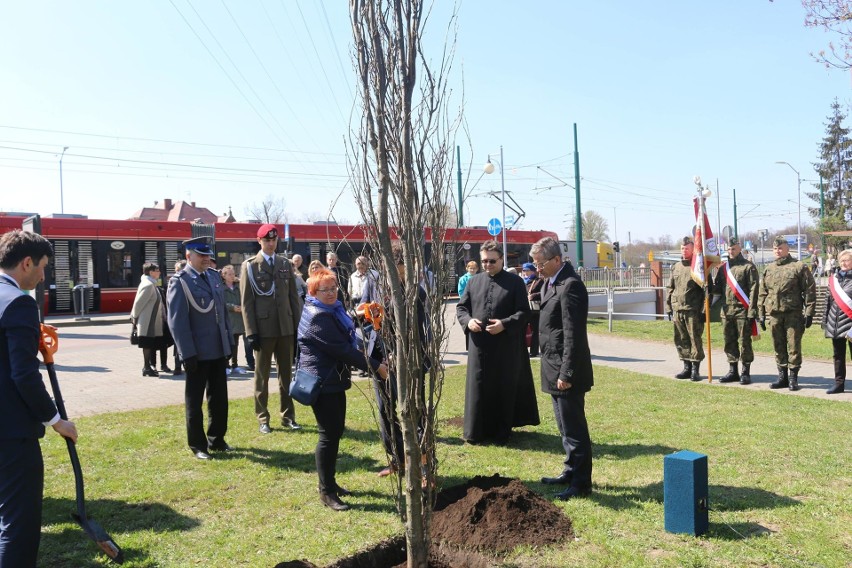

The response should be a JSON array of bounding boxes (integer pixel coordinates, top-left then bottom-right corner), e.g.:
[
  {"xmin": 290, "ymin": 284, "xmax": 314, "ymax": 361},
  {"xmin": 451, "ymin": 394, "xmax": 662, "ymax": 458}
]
[
  {"xmin": 757, "ymin": 236, "xmax": 816, "ymax": 391},
  {"xmin": 666, "ymin": 236, "xmax": 707, "ymax": 381},
  {"xmin": 167, "ymin": 237, "xmax": 233, "ymax": 459},
  {"xmin": 712, "ymin": 237, "xmax": 759, "ymax": 384}
]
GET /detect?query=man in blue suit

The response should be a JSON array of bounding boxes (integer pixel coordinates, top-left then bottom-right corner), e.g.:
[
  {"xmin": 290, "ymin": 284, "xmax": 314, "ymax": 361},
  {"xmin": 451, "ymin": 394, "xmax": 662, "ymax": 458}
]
[
  {"xmin": 0, "ymin": 230, "xmax": 78, "ymax": 566},
  {"xmin": 167, "ymin": 237, "xmax": 233, "ymax": 460}
]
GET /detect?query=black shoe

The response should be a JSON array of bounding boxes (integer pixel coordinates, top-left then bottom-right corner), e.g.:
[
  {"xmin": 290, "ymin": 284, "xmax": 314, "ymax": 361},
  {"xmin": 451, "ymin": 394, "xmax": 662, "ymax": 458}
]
[
  {"xmin": 209, "ymin": 443, "xmax": 234, "ymax": 453},
  {"xmin": 739, "ymin": 363, "xmax": 751, "ymax": 385},
  {"xmin": 770, "ymin": 367, "xmax": 789, "ymax": 389},
  {"xmin": 247, "ymin": 365, "xmax": 255, "ymax": 372},
  {"xmin": 259, "ymin": 423, "xmax": 272, "ymax": 434},
  {"xmin": 690, "ymin": 362, "xmax": 702, "ymax": 382},
  {"xmin": 335, "ymin": 485, "xmax": 353, "ymax": 497},
  {"xmin": 320, "ymin": 492, "xmax": 350, "ymax": 511},
  {"xmin": 193, "ymin": 451, "xmax": 212, "ymax": 460},
  {"xmin": 674, "ymin": 361, "xmax": 692, "ymax": 380},
  {"xmin": 142, "ymin": 368, "xmax": 159, "ymax": 377},
  {"xmin": 541, "ymin": 472, "xmax": 572, "ymax": 485},
  {"xmin": 555, "ymin": 485, "xmax": 591, "ymax": 501},
  {"xmin": 826, "ymin": 381, "xmax": 845, "ymax": 394},
  {"xmin": 788, "ymin": 368, "xmax": 800, "ymax": 391},
  {"xmin": 160, "ymin": 366, "xmax": 173, "ymax": 373},
  {"xmin": 282, "ymin": 419, "xmax": 302, "ymax": 431},
  {"xmin": 719, "ymin": 363, "xmax": 739, "ymax": 383},
  {"xmin": 173, "ymin": 368, "xmax": 184, "ymax": 376}
]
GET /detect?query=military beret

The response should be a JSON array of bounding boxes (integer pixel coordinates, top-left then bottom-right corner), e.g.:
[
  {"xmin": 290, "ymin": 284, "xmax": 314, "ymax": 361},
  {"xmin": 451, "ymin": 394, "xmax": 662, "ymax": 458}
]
[
  {"xmin": 773, "ymin": 236, "xmax": 788, "ymax": 247},
  {"xmin": 681, "ymin": 236, "xmax": 694, "ymax": 245},
  {"xmin": 182, "ymin": 236, "xmax": 214, "ymax": 256},
  {"xmin": 257, "ymin": 223, "xmax": 278, "ymax": 239},
  {"xmin": 728, "ymin": 237, "xmax": 739, "ymax": 246}
]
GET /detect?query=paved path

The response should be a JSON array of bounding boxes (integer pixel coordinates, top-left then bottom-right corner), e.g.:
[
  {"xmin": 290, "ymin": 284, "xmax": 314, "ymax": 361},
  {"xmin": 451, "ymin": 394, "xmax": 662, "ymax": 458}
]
[{"xmin": 42, "ymin": 306, "xmax": 848, "ymax": 419}]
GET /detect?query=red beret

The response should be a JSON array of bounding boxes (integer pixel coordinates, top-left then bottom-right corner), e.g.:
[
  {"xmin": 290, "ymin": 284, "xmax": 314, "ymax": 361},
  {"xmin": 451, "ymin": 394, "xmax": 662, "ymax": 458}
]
[{"xmin": 257, "ymin": 224, "xmax": 278, "ymax": 239}]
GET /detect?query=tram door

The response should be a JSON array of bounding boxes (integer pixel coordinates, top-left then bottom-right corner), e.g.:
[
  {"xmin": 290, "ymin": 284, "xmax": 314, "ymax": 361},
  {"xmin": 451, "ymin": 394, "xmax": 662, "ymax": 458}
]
[{"xmin": 49, "ymin": 240, "xmax": 96, "ymax": 314}]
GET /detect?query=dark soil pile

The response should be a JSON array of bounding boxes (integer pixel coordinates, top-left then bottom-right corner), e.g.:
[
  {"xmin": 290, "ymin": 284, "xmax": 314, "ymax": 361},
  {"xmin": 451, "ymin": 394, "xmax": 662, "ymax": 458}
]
[
  {"xmin": 431, "ymin": 474, "xmax": 574, "ymax": 553},
  {"xmin": 278, "ymin": 475, "xmax": 573, "ymax": 568}
]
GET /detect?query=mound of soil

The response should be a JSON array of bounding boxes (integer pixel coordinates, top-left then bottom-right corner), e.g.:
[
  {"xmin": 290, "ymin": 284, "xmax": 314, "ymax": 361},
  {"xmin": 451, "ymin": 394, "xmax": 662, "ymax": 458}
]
[
  {"xmin": 278, "ymin": 475, "xmax": 573, "ymax": 568},
  {"xmin": 431, "ymin": 474, "xmax": 574, "ymax": 553}
]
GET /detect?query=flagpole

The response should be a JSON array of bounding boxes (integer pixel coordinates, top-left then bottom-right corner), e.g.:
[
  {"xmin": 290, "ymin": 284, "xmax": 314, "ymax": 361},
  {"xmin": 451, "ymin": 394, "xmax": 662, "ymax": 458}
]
[{"xmin": 695, "ymin": 177, "xmax": 713, "ymax": 383}]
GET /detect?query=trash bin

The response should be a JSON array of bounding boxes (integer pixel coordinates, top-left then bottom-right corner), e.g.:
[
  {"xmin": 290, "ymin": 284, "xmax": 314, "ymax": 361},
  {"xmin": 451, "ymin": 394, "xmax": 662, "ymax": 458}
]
[{"xmin": 72, "ymin": 284, "xmax": 91, "ymax": 321}]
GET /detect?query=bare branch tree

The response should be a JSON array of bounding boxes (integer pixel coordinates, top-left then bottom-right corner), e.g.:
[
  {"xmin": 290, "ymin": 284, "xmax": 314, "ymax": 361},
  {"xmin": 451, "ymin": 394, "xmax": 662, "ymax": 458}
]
[
  {"xmin": 802, "ymin": 0, "xmax": 852, "ymax": 69},
  {"xmin": 348, "ymin": 1, "xmax": 461, "ymax": 565},
  {"xmin": 244, "ymin": 194, "xmax": 288, "ymax": 223}
]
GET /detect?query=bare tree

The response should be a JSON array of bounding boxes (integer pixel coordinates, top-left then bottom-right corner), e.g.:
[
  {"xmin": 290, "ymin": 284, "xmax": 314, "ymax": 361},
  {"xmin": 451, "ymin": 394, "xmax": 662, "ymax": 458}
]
[
  {"xmin": 348, "ymin": 1, "xmax": 460, "ymax": 565},
  {"xmin": 568, "ymin": 210, "xmax": 610, "ymax": 241},
  {"xmin": 245, "ymin": 194, "xmax": 288, "ymax": 223},
  {"xmin": 802, "ymin": 0, "xmax": 852, "ymax": 69}
]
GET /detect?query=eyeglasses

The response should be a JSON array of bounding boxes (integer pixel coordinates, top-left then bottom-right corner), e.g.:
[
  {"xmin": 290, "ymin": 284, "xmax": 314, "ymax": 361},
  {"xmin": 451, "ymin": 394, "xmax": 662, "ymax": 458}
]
[
  {"xmin": 317, "ymin": 286, "xmax": 339, "ymax": 294},
  {"xmin": 481, "ymin": 259, "xmax": 500, "ymax": 265},
  {"xmin": 533, "ymin": 257, "xmax": 554, "ymax": 269}
]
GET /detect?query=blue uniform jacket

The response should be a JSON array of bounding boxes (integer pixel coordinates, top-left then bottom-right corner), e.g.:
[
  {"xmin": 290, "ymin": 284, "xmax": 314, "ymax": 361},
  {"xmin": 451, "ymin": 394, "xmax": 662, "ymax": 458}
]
[
  {"xmin": 297, "ymin": 301, "xmax": 381, "ymax": 394},
  {"xmin": 0, "ymin": 277, "xmax": 58, "ymax": 439},
  {"xmin": 167, "ymin": 268, "xmax": 232, "ymax": 362}
]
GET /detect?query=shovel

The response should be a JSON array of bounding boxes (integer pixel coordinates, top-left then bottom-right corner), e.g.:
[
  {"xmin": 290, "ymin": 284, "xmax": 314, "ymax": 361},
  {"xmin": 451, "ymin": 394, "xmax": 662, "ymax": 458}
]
[{"xmin": 38, "ymin": 324, "xmax": 124, "ymax": 564}]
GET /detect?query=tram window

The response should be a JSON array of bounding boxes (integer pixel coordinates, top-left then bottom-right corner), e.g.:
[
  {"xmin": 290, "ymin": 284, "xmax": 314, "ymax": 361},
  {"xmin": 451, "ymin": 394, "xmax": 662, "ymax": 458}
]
[{"xmin": 107, "ymin": 250, "xmax": 132, "ymax": 286}]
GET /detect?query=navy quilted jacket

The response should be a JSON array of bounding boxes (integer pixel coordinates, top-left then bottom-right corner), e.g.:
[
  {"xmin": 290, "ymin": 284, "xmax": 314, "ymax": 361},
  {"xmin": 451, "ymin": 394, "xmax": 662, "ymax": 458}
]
[{"xmin": 297, "ymin": 301, "xmax": 381, "ymax": 393}]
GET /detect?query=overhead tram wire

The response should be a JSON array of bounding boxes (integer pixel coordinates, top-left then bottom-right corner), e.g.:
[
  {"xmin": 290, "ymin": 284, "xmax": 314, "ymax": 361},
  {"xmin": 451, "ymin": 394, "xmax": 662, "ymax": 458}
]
[
  {"xmin": 318, "ymin": 1, "xmax": 353, "ymax": 100},
  {"xmin": 169, "ymin": 0, "xmax": 302, "ymax": 161},
  {"xmin": 219, "ymin": 0, "xmax": 319, "ymax": 150},
  {"xmin": 0, "ymin": 125, "xmax": 344, "ymax": 156},
  {"xmin": 293, "ymin": 0, "xmax": 347, "ymax": 125},
  {"xmin": 0, "ymin": 139, "xmax": 346, "ymax": 166}
]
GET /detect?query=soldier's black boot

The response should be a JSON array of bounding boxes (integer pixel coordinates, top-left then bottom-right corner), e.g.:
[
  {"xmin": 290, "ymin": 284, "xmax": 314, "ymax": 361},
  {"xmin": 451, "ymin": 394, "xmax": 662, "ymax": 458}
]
[
  {"xmin": 826, "ymin": 378, "xmax": 845, "ymax": 394},
  {"xmin": 720, "ymin": 363, "xmax": 739, "ymax": 383},
  {"xmin": 675, "ymin": 361, "xmax": 692, "ymax": 379},
  {"xmin": 690, "ymin": 361, "xmax": 701, "ymax": 381},
  {"xmin": 770, "ymin": 366, "xmax": 789, "ymax": 389},
  {"xmin": 739, "ymin": 363, "xmax": 751, "ymax": 385},
  {"xmin": 788, "ymin": 367, "xmax": 800, "ymax": 391}
]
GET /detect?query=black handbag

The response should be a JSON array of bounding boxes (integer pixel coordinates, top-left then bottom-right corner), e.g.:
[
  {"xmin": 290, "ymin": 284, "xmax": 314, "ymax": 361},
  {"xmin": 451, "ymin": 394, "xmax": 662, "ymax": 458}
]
[
  {"xmin": 289, "ymin": 368, "xmax": 324, "ymax": 406},
  {"xmin": 130, "ymin": 324, "xmax": 139, "ymax": 346}
]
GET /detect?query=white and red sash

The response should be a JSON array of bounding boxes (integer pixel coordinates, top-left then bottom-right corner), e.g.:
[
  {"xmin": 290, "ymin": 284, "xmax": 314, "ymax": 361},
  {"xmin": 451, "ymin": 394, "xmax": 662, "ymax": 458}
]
[
  {"xmin": 724, "ymin": 261, "xmax": 759, "ymax": 337},
  {"xmin": 829, "ymin": 274, "xmax": 852, "ymax": 320}
]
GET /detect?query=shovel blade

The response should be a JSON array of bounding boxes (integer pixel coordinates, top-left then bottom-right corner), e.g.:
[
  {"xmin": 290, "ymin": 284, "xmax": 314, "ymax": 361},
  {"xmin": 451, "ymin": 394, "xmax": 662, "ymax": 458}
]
[{"xmin": 71, "ymin": 512, "xmax": 124, "ymax": 564}]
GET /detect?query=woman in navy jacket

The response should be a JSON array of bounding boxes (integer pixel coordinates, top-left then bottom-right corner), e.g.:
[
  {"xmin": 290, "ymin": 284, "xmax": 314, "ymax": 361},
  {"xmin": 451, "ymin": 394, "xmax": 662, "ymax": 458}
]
[{"xmin": 298, "ymin": 269, "xmax": 387, "ymax": 511}]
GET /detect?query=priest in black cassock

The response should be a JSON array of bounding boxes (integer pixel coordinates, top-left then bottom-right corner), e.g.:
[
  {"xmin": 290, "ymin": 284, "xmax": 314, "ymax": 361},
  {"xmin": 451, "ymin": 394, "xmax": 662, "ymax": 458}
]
[{"xmin": 456, "ymin": 240, "xmax": 540, "ymax": 444}]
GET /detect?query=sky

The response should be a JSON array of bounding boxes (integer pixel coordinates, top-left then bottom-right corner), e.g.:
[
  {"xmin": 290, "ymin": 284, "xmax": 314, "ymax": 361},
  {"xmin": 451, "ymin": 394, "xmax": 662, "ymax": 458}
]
[{"xmin": 1, "ymin": 1, "xmax": 851, "ymax": 244}]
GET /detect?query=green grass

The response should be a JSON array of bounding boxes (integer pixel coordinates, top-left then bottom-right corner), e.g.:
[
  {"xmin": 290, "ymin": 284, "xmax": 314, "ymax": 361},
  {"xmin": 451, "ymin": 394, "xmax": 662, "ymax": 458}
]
[
  {"xmin": 589, "ymin": 317, "xmax": 836, "ymax": 360},
  {"xmin": 39, "ymin": 364, "xmax": 850, "ymax": 567}
]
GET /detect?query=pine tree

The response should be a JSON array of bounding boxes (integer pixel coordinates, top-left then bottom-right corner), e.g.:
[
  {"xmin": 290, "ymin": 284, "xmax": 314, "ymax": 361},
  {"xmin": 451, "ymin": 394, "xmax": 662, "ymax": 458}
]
[{"xmin": 807, "ymin": 98, "xmax": 852, "ymax": 223}]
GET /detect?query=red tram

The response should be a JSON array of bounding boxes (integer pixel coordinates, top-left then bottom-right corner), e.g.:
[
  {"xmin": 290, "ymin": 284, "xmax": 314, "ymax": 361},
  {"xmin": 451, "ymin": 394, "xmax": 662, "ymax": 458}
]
[{"xmin": 0, "ymin": 215, "xmax": 557, "ymax": 315}]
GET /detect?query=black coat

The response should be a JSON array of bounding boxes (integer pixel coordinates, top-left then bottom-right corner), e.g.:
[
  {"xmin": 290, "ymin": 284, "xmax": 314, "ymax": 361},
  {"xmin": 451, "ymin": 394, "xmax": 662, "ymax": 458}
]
[
  {"xmin": 456, "ymin": 269, "xmax": 539, "ymax": 442},
  {"xmin": 538, "ymin": 262, "xmax": 594, "ymax": 395},
  {"xmin": 823, "ymin": 271, "xmax": 852, "ymax": 339}
]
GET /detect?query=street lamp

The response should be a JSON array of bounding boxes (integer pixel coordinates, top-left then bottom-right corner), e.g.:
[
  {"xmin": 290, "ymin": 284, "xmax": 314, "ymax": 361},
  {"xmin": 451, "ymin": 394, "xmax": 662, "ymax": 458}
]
[
  {"xmin": 483, "ymin": 145, "xmax": 508, "ymax": 262},
  {"xmin": 776, "ymin": 161, "xmax": 801, "ymax": 260},
  {"xmin": 59, "ymin": 146, "xmax": 69, "ymax": 215}
]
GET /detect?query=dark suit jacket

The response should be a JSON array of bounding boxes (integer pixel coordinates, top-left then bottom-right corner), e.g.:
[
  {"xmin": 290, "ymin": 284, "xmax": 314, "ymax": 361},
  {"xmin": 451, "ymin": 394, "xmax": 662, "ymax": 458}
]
[
  {"xmin": 0, "ymin": 277, "xmax": 58, "ymax": 439},
  {"xmin": 538, "ymin": 262, "xmax": 593, "ymax": 395},
  {"xmin": 241, "ymin": 253, "xmax": 302, "ymax": 339}
]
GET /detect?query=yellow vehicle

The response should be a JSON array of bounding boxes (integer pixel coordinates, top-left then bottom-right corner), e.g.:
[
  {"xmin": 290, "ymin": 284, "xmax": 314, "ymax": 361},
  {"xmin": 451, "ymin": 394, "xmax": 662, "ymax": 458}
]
[
  {"xmin": 559, "ymin": 240, "xmax": 615, "ymax": 268},
  {"xmin": 596, "ymin": 242, "xmax": 615, "ymax": 268}
]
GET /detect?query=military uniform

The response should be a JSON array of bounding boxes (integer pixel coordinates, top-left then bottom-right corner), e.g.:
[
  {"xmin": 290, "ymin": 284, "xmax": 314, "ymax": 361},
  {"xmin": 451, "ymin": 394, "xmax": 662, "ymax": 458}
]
[
  {"xmin": 241, "ymin": 225, "xmax": 303, "ymax": 431},
  {"xmin": 712, "ymin": 247, "xmax": 759, "ymax": 384},
  {"xmin": 167, "ymin": 238, "xmax": 233, "ymax": 458},
  {"xmin": 666, "ymin": 253, "xmax": 706, "ymax": 379},
  {"xmin": 757, "ymin": 237, "xmax": 816, "ymax": 390}
]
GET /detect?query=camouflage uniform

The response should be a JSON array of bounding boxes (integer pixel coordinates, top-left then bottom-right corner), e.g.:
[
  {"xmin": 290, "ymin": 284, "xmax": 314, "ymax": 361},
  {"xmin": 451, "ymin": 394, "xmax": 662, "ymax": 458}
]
[
  {"xmin": 666, "ymin": 259, "xmax": 705, "ymax": 362},
  {"xmin": 713, "ymin": 253, "xmax": 759, "ymax": 364},
  {"xmin": 757, "ymin": 255, "xmax": 816, "ymax": 368}
]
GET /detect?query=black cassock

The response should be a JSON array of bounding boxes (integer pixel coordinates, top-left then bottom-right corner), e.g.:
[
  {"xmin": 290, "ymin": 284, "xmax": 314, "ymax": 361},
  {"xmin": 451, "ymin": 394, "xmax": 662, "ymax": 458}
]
[{"xmin": 456, "ymin": 269, "xmax": 540, "ymax": 443}]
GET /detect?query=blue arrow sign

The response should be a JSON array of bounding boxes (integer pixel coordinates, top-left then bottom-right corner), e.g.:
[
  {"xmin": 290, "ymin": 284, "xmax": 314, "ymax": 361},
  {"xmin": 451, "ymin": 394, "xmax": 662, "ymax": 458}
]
[{"xmin": 487, "ymin": 218, "xmax": 502, "ymax": 236}]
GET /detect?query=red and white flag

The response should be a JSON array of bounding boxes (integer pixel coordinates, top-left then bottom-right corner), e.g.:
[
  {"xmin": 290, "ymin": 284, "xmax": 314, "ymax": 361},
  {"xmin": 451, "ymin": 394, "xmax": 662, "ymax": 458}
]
[{"xmin": 690, "ymin": 196, "xmax": 721, "ymax": 286}]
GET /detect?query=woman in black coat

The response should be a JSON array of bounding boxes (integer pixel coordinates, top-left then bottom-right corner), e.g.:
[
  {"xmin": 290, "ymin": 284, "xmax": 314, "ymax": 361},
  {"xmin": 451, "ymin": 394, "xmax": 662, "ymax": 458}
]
[
  {"xmin": 822, "ymin": 249, "xmax": 852, "ymax": 394},
  {"xmin": 297, "ymin": 269, "xmax": 387, "ymax": 511}
]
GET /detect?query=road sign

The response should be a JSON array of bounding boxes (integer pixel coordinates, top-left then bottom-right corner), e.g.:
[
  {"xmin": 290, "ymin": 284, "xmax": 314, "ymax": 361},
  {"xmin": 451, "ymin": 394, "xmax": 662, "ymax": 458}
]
[
  {"xmin": 744, "ymin": 240, "xmax": 752, "ymax": 251},
  {"xmin": 487, "ymin": 218, "xmax": 502, "ymax": 236},
  {"xmin": 505, "ymin": 215, "xmax": 515, "ymax": 229},
  {"xmin": 722, "ymin": 225, "xmax": 733, "ymax": 241}
]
